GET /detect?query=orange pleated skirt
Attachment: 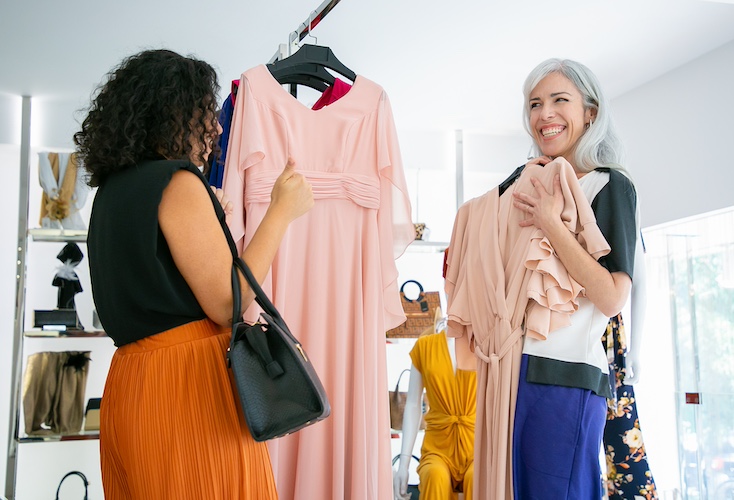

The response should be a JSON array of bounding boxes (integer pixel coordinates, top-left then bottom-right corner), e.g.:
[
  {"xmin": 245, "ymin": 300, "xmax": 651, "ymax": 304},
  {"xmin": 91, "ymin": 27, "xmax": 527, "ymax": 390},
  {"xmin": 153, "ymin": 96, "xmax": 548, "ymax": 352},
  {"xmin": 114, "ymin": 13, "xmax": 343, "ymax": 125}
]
[{"xmin": 100, "ymin": 318, "xmax": 278, "ymax": 499}]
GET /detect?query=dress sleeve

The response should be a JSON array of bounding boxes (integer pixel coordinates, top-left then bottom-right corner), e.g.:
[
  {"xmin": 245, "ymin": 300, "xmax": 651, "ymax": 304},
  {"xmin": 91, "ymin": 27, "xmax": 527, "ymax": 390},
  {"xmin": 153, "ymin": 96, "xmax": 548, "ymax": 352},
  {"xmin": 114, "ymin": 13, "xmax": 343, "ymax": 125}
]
[
  {"xmin": 591, "ymin": 169, "xmax": 638, "ymax": 279},
  {"xmin": 444, "ymin": 200, "xmax": 474, "ymax": 341},
  {"xmin": 376, "ymin": 90, "xmax": 415, "ymax": 330},
  {"xmin": 221, "ymin": 74, "xmax": 266, "ymax": 254}
]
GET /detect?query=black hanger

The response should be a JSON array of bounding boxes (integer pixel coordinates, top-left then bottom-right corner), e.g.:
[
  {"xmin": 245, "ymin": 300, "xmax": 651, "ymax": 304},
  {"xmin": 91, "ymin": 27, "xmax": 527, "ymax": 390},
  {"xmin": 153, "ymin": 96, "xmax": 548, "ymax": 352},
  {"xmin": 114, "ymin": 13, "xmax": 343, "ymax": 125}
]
[
  {"xmin": 267, "ymin": 44, "xmax": 356, "ymax": 84},
  {"xmin": 268, "ymin": 62, "xmax": 335, "ymax": 93}
]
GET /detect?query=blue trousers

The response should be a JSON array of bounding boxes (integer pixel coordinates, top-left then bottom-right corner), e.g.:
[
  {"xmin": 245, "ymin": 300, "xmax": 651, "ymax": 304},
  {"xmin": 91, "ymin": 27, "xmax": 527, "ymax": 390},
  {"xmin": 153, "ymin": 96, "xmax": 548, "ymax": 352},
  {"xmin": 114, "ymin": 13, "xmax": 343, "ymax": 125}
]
[{"xmin": 513, "ymin": 355, "xmax": 607, "ymax": 499}]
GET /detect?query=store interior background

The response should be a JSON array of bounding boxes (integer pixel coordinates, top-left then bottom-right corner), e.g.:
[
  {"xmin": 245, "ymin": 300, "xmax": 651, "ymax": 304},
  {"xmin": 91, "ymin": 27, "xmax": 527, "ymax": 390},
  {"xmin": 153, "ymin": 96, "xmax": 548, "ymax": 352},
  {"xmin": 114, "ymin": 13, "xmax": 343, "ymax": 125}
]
[{"xmin": 2, "ymin": 0, "xmax": 734, "ymax": 497}]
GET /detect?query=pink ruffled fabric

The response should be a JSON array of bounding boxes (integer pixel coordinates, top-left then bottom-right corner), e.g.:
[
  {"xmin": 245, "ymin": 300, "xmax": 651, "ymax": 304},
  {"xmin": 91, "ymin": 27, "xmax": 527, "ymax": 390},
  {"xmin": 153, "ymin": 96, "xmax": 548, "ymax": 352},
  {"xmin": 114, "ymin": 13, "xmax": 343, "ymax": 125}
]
[{"xmin": 522, "ymin": 160, "xmax": 611, "ymax": 340}]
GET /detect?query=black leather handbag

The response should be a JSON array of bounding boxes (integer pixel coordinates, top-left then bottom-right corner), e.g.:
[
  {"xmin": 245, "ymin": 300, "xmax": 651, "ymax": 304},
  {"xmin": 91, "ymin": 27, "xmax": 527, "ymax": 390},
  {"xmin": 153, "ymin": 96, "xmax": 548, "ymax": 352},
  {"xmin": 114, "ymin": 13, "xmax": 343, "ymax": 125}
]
[
  {"xmin": 227, "ymin": 255, "xmax": 331, "ymax": 442},
  {"xmin": 208, "ymin": 172, "xmax": 329, "ymax": 442}
]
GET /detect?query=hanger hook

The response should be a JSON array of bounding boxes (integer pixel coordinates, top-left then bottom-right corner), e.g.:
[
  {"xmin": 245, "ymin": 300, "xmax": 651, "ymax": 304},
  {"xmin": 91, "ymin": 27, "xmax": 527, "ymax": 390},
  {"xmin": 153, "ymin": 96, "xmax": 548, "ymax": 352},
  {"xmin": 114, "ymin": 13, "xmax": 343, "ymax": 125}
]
[
  {"xmin": 287, "ymin": 30, "xmax": 299, "ymax": 56},
  {"xmin": 306, "ymin": 10, "xmax": 318, "ymax": 45}
]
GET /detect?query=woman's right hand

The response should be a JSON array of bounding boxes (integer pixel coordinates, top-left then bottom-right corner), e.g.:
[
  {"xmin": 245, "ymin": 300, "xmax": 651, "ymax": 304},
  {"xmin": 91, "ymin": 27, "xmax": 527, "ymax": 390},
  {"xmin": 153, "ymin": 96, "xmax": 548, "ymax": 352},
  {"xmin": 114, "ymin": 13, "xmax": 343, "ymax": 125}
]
[
  {"xmin": 269, "ymin": 158, "xmax": 314, "ymax": 222},
  {"xmin": 526, "ymin": 155, "xmax": 553, "ymax": 167}
]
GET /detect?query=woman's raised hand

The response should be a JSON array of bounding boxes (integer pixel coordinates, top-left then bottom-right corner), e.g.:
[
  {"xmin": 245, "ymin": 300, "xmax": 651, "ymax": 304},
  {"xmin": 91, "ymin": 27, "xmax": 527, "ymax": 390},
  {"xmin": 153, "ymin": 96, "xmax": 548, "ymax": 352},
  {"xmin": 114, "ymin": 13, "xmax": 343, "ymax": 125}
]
[{"xmin": 270, "ymin": 158, "xmax": 314, "ymax": 223}]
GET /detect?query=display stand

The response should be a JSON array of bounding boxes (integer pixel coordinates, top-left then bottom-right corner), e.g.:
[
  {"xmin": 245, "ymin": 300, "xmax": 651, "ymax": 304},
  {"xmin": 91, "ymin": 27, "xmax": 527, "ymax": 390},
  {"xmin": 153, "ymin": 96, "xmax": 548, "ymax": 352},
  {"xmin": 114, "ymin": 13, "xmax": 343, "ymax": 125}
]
[{"xmin": 4, "ymin": 98, "xmax": 112, "ymax": 499}]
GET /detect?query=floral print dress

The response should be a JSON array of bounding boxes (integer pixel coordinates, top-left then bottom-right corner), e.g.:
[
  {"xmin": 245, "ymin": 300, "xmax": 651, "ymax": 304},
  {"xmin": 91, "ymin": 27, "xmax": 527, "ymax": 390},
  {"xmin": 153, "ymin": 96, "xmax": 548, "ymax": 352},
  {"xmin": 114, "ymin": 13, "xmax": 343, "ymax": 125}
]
[{"xmin": 602, "ymin": 314, "xmax": 659, "ymax": 499}]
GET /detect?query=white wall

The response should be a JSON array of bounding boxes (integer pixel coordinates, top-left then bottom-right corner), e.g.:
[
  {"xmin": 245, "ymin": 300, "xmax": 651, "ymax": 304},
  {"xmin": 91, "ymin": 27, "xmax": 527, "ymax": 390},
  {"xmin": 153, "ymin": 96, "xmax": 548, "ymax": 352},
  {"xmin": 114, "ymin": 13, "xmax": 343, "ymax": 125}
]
[
  {"xmin": 613, "ymin": 39, "xmax": 734, "ymax": 228},
  {"xmin": 0, "ymin": 94, "xmax": 21, "ymax": 145}
]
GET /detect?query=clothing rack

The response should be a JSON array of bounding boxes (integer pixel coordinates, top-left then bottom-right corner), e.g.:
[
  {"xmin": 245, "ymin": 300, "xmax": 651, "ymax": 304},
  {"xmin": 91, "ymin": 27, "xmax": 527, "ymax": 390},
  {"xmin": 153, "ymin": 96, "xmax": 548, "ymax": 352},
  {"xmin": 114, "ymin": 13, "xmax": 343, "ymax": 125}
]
[{"xmin": 269, "ymin": 0, "xmax": 345, "ymax": 63}]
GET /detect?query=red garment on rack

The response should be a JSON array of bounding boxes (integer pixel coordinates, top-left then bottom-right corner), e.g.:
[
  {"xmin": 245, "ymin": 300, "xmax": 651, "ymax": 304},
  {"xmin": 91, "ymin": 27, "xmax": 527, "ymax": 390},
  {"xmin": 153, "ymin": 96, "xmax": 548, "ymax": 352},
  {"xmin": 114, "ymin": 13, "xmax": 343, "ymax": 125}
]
[{"xmin": 311, "ymin": 77, "xmax": 352, "ymax": 110}]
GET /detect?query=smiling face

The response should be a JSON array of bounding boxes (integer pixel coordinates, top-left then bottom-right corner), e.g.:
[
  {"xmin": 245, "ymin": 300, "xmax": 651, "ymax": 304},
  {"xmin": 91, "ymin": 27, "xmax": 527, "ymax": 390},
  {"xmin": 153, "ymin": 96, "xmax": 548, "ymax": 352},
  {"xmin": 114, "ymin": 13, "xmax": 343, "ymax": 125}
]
[{"xmin": 528, "ymin": 72, "xmax": 595, "ymax": 167}]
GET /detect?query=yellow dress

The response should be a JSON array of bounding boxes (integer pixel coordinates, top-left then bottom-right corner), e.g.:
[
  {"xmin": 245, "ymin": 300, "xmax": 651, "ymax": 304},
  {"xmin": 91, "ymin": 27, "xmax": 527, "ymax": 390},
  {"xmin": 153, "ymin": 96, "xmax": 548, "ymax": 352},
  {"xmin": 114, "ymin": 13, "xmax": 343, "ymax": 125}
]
[{"xmin": 410, "ymin": 332, "xmax": 477, "ymax": 500}]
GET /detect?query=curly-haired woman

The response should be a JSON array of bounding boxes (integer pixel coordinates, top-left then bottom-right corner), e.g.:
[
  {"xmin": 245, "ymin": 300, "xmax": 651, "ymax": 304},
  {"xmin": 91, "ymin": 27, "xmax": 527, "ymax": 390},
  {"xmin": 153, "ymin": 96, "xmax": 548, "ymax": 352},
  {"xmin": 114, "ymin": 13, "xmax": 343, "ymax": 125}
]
[{"xmin": 74, "ymin": 49, "xmax": 313, "ymax": 499}]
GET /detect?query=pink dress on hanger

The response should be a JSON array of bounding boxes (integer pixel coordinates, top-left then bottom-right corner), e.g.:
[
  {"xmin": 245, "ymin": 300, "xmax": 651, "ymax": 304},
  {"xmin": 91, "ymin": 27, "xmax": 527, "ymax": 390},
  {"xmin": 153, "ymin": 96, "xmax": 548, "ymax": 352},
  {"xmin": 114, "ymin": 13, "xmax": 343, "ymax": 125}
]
[{"xmin": 222, "ymin": 64, "xmax": 414, "ymax": 500}]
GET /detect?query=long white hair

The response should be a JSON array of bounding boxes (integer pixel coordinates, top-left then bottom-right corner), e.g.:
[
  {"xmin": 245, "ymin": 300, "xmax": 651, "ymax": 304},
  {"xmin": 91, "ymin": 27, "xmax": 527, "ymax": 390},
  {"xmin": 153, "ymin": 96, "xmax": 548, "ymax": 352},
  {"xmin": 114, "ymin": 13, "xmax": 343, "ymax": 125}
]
[{"xmin": 523, "ymin": 58, "xmax": 626, "ymax": 174}]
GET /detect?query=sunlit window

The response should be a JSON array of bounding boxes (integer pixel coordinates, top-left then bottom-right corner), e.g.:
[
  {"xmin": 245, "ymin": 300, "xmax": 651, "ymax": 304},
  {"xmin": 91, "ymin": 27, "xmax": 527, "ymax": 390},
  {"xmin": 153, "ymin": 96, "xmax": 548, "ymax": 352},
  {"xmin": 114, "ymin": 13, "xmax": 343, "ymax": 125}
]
[{"xmin": 643, "ymin": 207, "xmax": 734, "ymax": 500}]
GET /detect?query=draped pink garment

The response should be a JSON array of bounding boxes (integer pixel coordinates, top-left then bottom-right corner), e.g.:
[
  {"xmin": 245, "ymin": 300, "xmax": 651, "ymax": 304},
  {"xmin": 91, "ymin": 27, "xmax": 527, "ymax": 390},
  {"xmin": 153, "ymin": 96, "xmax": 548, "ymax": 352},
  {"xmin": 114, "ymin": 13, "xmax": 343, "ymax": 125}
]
[
  {"xmin": 444, "ymin": 158, "xmax": 610, "ymax": 500},
  {"xmin": 222, "ymin": 65, "xmax": 414, "ymax": 500}
]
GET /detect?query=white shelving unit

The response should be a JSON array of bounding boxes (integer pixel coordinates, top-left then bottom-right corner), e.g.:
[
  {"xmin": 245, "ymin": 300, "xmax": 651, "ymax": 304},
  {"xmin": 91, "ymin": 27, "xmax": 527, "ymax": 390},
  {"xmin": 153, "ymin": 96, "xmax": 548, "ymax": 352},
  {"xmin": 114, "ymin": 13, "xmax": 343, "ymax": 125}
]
[{"xmin": 5, "ymin": 98, "xmax": 112, "ymax": 499}]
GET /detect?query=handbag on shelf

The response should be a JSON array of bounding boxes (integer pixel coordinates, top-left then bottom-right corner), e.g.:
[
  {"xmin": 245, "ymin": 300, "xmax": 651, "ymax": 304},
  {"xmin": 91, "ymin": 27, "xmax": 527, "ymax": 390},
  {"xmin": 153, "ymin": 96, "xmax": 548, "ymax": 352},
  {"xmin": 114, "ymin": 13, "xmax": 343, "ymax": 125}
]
[
  {"xmin": 386, "ymin": 280, "xmax": 441, "ymax": 338},
  {"xmin": 83, "ymin": 398, "xmax": 101, "ymax": 431},
  {"xmin": 55, "ymin": 470, "xmax": 88, "ymax": 499},
  {"xmin": 227, "ymin": 255, "xmax": 331, "ymax": 442},
  {"xmin": 389, "ymin": 368, "xmax": 428, "ymax": 431},
  {"xmin": 22, "ymin": 351, "xmax": 91, "ymax": 436}
]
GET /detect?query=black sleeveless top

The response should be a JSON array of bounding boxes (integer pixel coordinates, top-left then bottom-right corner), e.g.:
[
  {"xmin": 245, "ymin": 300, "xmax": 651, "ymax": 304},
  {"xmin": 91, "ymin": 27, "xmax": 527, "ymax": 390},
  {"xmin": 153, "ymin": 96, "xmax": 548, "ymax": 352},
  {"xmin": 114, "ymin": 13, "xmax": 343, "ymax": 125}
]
[{"xmin": 88, "ymin": 160, "xmax": 223, "ymax": 346}]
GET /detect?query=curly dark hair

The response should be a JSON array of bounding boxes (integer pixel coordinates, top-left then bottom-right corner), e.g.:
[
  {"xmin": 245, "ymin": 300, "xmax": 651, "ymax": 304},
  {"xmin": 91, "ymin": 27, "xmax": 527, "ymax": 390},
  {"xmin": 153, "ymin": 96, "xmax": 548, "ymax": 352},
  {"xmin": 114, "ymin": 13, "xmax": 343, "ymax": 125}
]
[{"xmin": 74, "ymin": 49, "xmax": 220, "ymax": 187}]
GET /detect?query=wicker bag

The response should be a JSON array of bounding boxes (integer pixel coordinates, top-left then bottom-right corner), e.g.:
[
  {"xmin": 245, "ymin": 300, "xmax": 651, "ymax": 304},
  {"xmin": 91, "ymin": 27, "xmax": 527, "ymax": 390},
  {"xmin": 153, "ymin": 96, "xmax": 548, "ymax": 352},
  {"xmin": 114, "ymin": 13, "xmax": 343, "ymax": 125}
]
[{"xmin": 386, "ymin": 280, "xmax": 441, "ymax": 338}]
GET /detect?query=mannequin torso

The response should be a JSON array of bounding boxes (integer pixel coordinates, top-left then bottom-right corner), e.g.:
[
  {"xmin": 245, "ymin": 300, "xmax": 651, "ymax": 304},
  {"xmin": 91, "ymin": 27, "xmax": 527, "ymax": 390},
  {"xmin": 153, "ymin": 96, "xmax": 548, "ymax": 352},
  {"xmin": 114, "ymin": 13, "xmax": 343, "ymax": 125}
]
[{"xmin": 393, "ymin": 332, "xmax": 476, "ymax": 500}]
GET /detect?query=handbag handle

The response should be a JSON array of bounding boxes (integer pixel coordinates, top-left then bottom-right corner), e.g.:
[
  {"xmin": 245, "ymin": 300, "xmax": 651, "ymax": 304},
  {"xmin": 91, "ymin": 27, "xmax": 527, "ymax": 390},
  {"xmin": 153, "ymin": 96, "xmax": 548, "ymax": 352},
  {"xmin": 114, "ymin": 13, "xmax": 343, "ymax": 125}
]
[
  {"xmin": 55, "ymin": 470, "xmax": 88, "ymax": 500},
  {"xmin": 391, "ymin": 453, "xmax": 420, "ymax": 467},
  {"xmin": 200, "ymin": 174, "xmax": 288, "ymax": 330},
  {"xmin": 210, "ymin": 193, "xmax": 297, "ymax": 351},
  {"xmin": 394, "ymin": 368, "xmax": 411, "ymax": 392},
  {"xmin": 230, "ymin": 257, "xmax": 296, "ymax": 336},
  {"xmin": 194, "ymin": 166, "xmax": 296, "ymax": 348},
  {"xmin": 400, "ymin": 280, "xmax": 426, "ymax": 303}
]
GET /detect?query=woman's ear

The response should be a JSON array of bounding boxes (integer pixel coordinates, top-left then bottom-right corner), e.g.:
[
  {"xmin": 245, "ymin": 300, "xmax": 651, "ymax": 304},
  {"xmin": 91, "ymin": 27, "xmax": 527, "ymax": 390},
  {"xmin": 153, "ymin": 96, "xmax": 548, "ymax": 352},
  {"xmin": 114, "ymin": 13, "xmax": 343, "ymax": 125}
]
[{"xmin": 586, "ymin": 107, "xmax": 598, "ymax": 125}]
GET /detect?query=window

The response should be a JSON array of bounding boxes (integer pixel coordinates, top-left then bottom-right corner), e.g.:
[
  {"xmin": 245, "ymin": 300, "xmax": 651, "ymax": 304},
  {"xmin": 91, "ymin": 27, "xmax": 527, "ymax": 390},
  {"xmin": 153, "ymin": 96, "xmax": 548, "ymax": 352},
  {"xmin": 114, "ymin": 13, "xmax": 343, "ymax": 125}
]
[{"xmin": 643, "ymin": 207, "xmax": 734, "ymax": 500}]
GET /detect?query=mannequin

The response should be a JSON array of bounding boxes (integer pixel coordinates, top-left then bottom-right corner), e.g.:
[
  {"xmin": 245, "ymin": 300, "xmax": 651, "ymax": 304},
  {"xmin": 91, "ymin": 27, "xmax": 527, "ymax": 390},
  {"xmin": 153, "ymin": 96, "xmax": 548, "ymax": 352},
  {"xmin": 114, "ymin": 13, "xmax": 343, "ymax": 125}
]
[
  {"xmin": 393, "ymin": 312, "xmax": 476, "ymax": 500},
  {"xmin": 52, "ymin": 242, "xmax": 84, "ymax": 330},
  {"xmin": 602, "ymin": 233, "xmax": 658, "ymax": 498},
  {"xmin": 53, "ymin": 243, "xmax": 84, "ymax": 310},
  {"xmin": 622, "ymin": 233, "xmax": 647, "ymax": 384}
]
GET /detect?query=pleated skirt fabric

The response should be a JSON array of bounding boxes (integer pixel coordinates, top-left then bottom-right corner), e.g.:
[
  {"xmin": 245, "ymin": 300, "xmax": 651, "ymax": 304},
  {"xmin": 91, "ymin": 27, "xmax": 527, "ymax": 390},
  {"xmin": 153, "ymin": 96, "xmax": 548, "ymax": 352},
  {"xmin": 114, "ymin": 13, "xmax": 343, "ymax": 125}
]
[{"xmin": 100, "ymin": 318, "xmax": 278, "ymax": 499}]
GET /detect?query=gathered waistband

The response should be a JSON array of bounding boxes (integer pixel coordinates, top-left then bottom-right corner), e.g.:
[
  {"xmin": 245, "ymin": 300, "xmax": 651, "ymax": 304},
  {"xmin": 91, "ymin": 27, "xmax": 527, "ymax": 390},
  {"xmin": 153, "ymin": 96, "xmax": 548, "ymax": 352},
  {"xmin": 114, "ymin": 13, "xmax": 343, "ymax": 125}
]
[
  {"xmin": 116, "ymin": 318, "xmax": 229, "ymax": 355},
  {"xmin": 247, "ymin": 170, "xmax": 381, "ymax": 209}
]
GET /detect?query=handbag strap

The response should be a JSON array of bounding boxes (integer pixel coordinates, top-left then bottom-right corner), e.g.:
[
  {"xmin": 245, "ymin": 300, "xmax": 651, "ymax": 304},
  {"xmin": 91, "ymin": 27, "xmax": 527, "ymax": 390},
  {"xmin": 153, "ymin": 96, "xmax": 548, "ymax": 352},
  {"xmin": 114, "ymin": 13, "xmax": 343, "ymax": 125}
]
[
  {"xmin": 400, "ymin": 280, "xmax": 425, "ymax": 303},
  {"xmin": 394, "ymin": 368, "xmax": 411, "ymax": 392},
  {"xmin": 55, "ymin": 470, "xmax": 88, "ymax": 500},
  {"xmin": 207, "ymin": 187, "xmax": 297, "ymax": 350},
  {"xmin": 190, "ymin": 166, "xmax": 295, "ymax": 349},
  {"xmin": 391, "ymin": 454, "xmax": 420, "ymax": 467}
]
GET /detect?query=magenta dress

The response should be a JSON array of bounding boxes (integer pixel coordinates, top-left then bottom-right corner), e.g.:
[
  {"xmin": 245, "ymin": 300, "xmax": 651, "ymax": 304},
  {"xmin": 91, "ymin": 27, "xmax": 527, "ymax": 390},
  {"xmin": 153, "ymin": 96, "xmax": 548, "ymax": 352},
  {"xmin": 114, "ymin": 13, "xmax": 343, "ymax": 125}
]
[{"xmin": 222, "ymin": 64, "xmax": 414, "ymax": 500}]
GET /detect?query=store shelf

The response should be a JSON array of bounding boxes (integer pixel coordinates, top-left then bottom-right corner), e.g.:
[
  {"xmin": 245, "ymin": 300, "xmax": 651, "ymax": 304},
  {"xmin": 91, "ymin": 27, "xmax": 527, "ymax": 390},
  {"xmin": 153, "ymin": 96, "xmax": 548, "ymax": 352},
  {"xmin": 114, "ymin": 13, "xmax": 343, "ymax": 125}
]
[
  {"xmin": 24, "ymin": 330, "xmax": 106, "ymax": 338},
  {"xmin": 406, "ymin": 240, "xmax": 449, "ymax": 253},
  {"xmin": 28, "ymin": 228, "xmax": 87, "ymax": 242},
  {"xmin": 18, "ymin": 431, "xmax": 99, "ymax": 443}
]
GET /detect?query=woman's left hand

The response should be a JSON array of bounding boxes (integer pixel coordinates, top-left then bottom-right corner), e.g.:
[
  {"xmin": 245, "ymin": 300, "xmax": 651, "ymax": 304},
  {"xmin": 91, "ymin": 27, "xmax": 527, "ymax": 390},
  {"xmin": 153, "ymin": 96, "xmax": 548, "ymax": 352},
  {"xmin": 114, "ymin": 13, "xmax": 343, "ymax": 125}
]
[
  {"xmin": 512, "ymin": 173, "xmax": 564, "ymax": 234},
  {"xmin": 211, "ymin": 186, "xmax": 233, "ymax": 216}
]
